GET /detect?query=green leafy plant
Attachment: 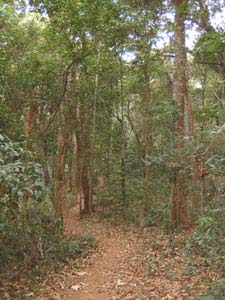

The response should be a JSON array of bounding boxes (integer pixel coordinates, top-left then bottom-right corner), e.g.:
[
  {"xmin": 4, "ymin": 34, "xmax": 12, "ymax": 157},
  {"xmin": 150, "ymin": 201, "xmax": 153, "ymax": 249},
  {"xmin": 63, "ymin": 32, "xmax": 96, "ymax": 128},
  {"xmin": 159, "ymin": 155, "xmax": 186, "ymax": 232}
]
[
  {"xmin": 185, "ymin": 206, "xmax": 225, "ymax": 271},
  {"xmin": 199, "ymin": 278, "xmax": 225, "ymax": 300}
]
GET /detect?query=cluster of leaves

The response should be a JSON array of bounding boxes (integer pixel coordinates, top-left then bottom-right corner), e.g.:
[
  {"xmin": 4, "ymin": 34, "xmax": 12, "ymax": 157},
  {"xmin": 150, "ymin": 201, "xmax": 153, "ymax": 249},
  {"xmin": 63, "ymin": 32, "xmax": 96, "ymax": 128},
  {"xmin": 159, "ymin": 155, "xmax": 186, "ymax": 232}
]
[
  {"xmin": 0, "ymin": 132, "xmax": 46, "ymax": 264},
  {"xmin": 199, "ymin": 277, "xmax": 225, "ymax": 300},
  {"xmin": 0, "ymin": 133, "xmax": 95, "ymax": 300},
  {"xmin": 0, "ymin": 133, "xmax": 45, "ymax": 203},
  {"xmin": 0, "ymin": 133, "xmax": 94, "ymax": 272},
  {"xmin": 185, "ymin": 206, "xmax": 225, "ymax": 272},
  {"xmin": 1, "ymin": 231, "xmax": 95, "ymax": 300},
  {"xmin": 45, "ymin": 233, "xmax": 95, "ymax": 265}
]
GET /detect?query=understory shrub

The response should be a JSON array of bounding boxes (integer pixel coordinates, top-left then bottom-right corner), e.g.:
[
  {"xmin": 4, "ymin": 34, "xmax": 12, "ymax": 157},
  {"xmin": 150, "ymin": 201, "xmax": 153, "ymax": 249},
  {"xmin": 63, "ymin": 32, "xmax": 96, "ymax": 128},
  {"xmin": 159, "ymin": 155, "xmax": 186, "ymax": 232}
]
[
  {"xmin": 199, "ymin": 277, "xmax": 225, "ymax": 300},
  {"xmin": 185, "ymin": 205, "xmax": 225, "ymax": 271},
  {"xmin": 0, "ymin": 133, "xmax": 95, "ymax": 278}
]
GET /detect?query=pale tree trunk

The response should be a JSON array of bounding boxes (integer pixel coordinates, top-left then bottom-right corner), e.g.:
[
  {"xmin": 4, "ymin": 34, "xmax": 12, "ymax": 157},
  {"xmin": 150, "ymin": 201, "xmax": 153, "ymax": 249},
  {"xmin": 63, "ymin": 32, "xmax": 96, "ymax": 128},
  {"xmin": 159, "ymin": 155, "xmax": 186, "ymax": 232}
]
[
  {"xmin": 120, "ymin": 59, "xmax": 126, "ymax": 206},
  {"xmin": 53, "ymin": 127, "xmax": 66, "ymax": 222},
  {"xmin": 75, "ymin": 105, "xmax": 83, "ymax": 216},
  {"xmin": 82, "ymin": 102, "xmax": 92, "ymax": 213},
  {"xmin": 53, "ymin": 87, "xmax": 72, "ymax": 221},
  {"xmin": 36, "ymin": 137, "xmax": 51, "ymax": 186},
  {"xmin": 25, "ymin": 102, "xmax": 51, "ymax": 186},
  {"xmin": 143, "ymin": 56, "xmax": 151, "ymax": 211},
  {"xmin": 126, "ymin": 109, "xmax": 143, "ymax": 172},
  {"xmin": 71, "ymin": 135, "xmax": 78, "ymax": 205},
  {"xmin": 75, "ymin": 103, "xmax": 92, "ymax": 215},
  {"xmin": 24, "ymin": 102, "xmax": 37, "ymax": 148},
  {"xmin": 89, "ymin": 52, "xmax": 99, "ymax": 212},
  {"xmin": 171, "ymin": 0, "xmax": 189, "ymax": 227}
]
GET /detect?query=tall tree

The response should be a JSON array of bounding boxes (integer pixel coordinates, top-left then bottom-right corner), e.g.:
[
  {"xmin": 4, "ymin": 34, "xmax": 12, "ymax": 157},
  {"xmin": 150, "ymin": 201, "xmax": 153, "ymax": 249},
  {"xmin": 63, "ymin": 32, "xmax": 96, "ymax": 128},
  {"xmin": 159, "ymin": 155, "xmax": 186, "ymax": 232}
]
[{"xmin": 170, "ymin": 0, "xmax": 189, "ymax": 227}]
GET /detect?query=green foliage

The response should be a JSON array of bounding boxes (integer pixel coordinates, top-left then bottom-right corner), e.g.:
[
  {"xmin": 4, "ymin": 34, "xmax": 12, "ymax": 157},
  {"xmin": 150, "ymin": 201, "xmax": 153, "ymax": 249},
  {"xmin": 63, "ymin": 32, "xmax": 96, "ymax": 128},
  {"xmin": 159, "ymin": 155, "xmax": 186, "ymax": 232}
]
[
  {"xmin": 0, "ymin": 228, "xmax": 95, "ymax": 299},
  {"xmin": 0, "ymin": 133, "xmax": 45, "ymax": 204},
  {"xmin": 0, "ymin": 132, "xmax": 95, "ymax": 274},
  {"xmin": 199, "ymin": 278, "xmax": 225, "ymax": 300},
  {"xmin": 195, "ymin": 30, "xmax": 225, "ymax": 62},
  {"xmin": 0, "ymin": 133, "xmax": 47, "ymax": 265},
  {"xmin": 0, "ymin": 199, "xmax": 53, "ymax": 265},
  {"xmin": 44, "ymin": 233, "xmax": 95, "ymax": 264},
  {"xmin": 185, "ymin": 206, "xmax": 225, "ymax": 271},
  {"xmin": 144, "ymin": 202, "xmax": 170, "ymax": 227},
  {"xmin": 0, "ymin": 134, "xmax": 95, "ymax": 300}
]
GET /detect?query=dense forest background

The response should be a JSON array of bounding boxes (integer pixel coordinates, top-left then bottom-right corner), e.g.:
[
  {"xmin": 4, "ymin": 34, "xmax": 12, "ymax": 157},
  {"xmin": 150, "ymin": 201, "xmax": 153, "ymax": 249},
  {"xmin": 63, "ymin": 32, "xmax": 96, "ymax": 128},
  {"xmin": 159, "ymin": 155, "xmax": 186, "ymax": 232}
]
[{"xmin": 0, "ymin": 0, "xmax": 224, "ymax": 299}]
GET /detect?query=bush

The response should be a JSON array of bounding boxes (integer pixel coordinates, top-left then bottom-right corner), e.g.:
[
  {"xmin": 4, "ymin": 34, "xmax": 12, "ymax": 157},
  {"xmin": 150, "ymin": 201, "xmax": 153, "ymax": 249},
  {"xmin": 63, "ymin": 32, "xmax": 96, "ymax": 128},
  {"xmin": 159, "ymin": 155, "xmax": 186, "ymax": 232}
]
[
  {"xmin": 199, "ymin": 278, "xmax": 225, "ymax": 300},
  {"xmin": 0, "ymin": 133, "xmax": 95, "ymax": 276},
  {"xmin": 185, "ymin": 205, "xmax": 225, "ymax": 271}
]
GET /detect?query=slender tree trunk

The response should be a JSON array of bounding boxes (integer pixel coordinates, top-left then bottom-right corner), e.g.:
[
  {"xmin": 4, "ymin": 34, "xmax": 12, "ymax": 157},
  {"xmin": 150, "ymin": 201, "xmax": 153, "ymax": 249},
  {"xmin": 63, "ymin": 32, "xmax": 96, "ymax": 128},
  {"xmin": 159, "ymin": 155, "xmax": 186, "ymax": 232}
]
[
  {"xmin": 75, "ymin": 103, "xmax": 92, "ymax": 214},
  {"xmin": 24, "ymin": 102, "xmax": 37, "ymax": 148},
  {"xmin": 53, "ymin": 127, "xmax": 66, "ymax": 222},
  {"xmin": 53, "ymin": 83, "xmax": 72, "ymax": 221},
  {"xmin": 126, "ymin": 110, "xmax": 143, "ymax": 172},
  {"xmin": 75, "ymin": 105, "xmax": 83, "ymax": 216},
  {"xmin": 89, "ymin": 52, "xmax": 99, "ymax": 212},
  {"xmin": 71, "ymin": 135, "xmax": 78, "ymax": 205},
  {"xmin": 36, "ymin": 137, "xmax": 51, "ymax": 186},
  {"xmin": 171, "ymin": 0, "xmax": 189, "ymax": 227},
  {"xmin": 120, "ymin": 60, "xmax": 126, "ymax": 206},
  {"xmin": 143, "ymin": 56, "xmax": 151, "ymax": 211}
]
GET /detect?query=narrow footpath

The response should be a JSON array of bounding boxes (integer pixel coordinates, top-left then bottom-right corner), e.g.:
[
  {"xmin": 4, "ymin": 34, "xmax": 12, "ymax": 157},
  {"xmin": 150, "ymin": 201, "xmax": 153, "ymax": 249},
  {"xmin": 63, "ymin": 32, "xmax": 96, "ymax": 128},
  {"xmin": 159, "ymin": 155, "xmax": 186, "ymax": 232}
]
[
  {"xmin": 62, "ymin": 206, "xmax": 147, "ymax": 300},
  {"xmin": 37, "ymin": 206, "xmax": 215, "ymax": 300}
]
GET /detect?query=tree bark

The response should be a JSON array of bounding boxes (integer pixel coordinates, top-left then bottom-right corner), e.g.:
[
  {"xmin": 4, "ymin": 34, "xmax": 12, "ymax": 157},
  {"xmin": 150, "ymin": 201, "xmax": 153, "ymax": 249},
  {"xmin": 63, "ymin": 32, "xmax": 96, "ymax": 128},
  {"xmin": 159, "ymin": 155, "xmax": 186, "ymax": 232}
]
[
  {"xmin": 71, "ymin": 136, "xmax": 78, "ymax": 205},
  {"xmin": 126, "ymin": 110, "xmax": 143, "ymax": 172},
  {"xmin": 75, "ymin": 104, "xmax": 92, "ymax": 214},
  {"xmin": 24, "ymin": 102, "xmax": 38, "ymax": 148},
  {"xmin": 143, "ymin": 56, "xmax": 151, "ymax": 211},
  {"xmin": 53, "ymin": 127, "xmax": 66, "ymax": 222},
  {"xmin": 171, "ymin": 0, "xmax": 189, "ymax": 227},
  {"xmin": 120, "ymin": 60, "xmax": 126, "ymax": 206}
]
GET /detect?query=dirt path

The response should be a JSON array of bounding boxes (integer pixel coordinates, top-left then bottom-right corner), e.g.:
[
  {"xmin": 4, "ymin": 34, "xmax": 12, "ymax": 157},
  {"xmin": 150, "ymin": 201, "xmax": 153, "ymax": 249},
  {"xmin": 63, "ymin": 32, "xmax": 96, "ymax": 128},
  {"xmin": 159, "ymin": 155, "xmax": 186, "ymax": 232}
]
[
  {"xmin": 61, "ymin": 206, "xmax": 146, "ymax": 300},
  {"xmin": 38, "ymin": 206, "xmax": 216, "ymax": 300}
]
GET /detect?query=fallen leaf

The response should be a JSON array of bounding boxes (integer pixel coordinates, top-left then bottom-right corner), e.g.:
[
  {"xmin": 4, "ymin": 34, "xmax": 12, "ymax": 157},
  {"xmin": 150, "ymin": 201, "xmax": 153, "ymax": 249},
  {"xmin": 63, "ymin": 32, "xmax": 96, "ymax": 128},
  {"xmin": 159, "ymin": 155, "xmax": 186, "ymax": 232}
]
[
  {"xmin": 116, "ymin": 279, "xmax": 126, "ymax": 286},
  {"xmin": 71, "ymin": 284, "xmax": 81, "ymax": 291},
  {"xmin": 77, "ymin": 271, "xmax": 87, "ymax": 276},
  {"xmin": 25, "ymin": 292, "xmax": 34, "ymax": 297}
]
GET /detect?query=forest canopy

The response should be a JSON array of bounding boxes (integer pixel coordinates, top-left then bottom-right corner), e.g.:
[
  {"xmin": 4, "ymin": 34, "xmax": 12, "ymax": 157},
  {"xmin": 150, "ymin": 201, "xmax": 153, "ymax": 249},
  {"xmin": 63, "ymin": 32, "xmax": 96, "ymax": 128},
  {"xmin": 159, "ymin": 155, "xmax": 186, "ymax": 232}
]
[{"xmin": 0, "ymin": 0, "xmax": 224, "ymax": 298}]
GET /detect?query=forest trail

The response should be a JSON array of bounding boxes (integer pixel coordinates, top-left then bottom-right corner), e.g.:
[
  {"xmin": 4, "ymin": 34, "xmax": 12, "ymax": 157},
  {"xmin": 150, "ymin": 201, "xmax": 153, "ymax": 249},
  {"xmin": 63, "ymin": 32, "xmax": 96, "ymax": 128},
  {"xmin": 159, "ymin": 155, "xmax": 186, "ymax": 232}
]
[
  {"xmin": 39, "ymin": 206, "xmax": 213, "ymax": 300},
  {"xmin": 61, "ymin": 206, "xmax": 147, "ymax": 300}
]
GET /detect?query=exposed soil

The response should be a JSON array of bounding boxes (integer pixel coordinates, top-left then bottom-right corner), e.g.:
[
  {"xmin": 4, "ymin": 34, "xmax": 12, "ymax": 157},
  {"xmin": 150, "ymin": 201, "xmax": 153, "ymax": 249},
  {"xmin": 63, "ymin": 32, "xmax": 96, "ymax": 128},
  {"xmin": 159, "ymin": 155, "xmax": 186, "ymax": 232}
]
[{"xmin": 36, "ymin": 206, "xmax": 220, "ymax": 300}]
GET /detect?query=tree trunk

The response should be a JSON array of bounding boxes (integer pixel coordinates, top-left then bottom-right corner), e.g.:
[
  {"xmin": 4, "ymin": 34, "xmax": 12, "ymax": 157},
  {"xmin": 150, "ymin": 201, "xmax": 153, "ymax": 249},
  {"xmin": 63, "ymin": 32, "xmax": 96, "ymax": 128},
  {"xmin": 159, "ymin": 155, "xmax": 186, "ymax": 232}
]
[
  {"xmin": 126, "ymin": 109, "xmax": 143, "ymax": 173},
  {"xmin": 120, "ymin": 60, "xmax": 126, "ymax": 206},
  {"xmin": 36, "ymin": 137, "xmax": 51, "ymax": 186},
  {"xmin": 143, "ymin": 56, "xmax": 151, "ymax": 211},
  {"xmin": 171, "ymin": 0, "xmax": 189, "ymax": 227},
  {"xmin": 53, "ymin": 128, "xmax": 66, "ymax": 222},
  {"xmin": 24, "ymin": 102, "xmax": 38, "ymax": 148},
  {"xmin": 75, "ymin": 104, "xmax": 92, "ymax": 214},
  {"xmin": 71, "ymin": 136, "xmax": 78, "ymax": 206},
  {"xmin": 171, "ymin": 174, "xmax": 188, "ymax": 227}
]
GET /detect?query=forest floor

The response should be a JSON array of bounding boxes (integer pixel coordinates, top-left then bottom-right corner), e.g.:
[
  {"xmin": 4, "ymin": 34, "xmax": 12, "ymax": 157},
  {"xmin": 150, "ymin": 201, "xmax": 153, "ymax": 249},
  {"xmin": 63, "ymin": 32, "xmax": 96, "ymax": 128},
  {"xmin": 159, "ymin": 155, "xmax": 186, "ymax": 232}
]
[{"xmin": 35, "ymin": 206, "xmax": 220, "ymax": 300}]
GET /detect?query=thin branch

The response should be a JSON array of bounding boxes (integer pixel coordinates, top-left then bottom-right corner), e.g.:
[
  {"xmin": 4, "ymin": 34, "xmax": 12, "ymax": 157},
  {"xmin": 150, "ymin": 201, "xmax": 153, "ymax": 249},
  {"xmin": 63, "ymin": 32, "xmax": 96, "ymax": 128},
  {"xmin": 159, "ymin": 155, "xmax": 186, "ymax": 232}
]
[
  {"xmin": 195, "ymin": 61, "xmax": 225, "ymax": 67},
  {"xmin": 38, "ymin": 58, "xmax": 77, "ymax": 136},
  {"xmin": 125, "ymin": 111, "xmax": 142, "ymax": 147},
  {"xmin": 111, "ymin": 111, "xmax": 122, "ymax": 123},
  {"xmin": 212, "ymin": 90, "xmax": 224, "ymax": 106}
]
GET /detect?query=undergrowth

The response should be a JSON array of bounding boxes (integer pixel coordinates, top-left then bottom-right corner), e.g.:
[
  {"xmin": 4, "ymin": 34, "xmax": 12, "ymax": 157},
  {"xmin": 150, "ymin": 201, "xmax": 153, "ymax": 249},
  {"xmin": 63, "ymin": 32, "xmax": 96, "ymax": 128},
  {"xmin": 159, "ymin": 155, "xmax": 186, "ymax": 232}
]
[
  {"xmin": 185, "ymin": 205, "xmax": 225, "ymax": 273},
  {"xmin": 0, "ymin": 224, "xmax": 95, "ymax": 300},
  {"xmin": 0, "ymin": 134, "xmax": 95, "ymax": 299}
]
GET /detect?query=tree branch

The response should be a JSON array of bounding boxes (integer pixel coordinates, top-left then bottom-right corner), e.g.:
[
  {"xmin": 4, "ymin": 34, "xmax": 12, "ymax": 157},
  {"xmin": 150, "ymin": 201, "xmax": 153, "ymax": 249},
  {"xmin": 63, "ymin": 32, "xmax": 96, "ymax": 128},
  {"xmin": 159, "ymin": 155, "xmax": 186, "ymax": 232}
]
[{"xmin": 38, "ymin": 58, "xmax": 77, "ymax": 136}]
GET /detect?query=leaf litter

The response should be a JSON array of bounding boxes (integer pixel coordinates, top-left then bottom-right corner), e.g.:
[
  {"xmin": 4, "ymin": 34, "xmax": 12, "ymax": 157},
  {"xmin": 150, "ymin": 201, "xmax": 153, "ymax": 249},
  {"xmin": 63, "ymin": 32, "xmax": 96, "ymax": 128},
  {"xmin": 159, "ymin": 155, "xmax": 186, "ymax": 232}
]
[{"xmin": 2, "ymin": 205, "xmax": 222, "ymax": 300}]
